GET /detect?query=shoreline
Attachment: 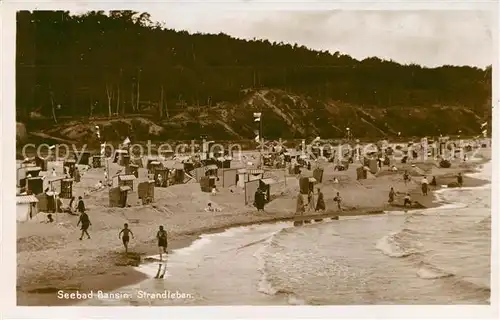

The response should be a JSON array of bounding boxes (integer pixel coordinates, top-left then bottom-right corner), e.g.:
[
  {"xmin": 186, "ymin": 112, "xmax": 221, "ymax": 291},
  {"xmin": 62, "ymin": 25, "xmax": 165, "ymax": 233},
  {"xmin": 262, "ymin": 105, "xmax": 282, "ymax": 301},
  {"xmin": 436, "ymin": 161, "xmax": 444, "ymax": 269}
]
[{"xmin": 16, "ymin": 159, "xmax": 490, "ymax": 306}]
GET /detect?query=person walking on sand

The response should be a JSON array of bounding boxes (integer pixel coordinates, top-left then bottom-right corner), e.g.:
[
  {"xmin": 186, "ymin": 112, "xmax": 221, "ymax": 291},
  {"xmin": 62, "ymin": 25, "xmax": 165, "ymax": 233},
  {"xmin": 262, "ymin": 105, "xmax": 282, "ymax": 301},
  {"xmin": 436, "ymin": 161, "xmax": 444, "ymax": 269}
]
[
  {"xmin": 333, "ymin": 192, "xmax": 343, "ymax": 211},
  {"xmin": 157, "ymin": 225, "xmax": 168, "ymax": 261},
  {"xmin": 421, "ymin": 176, "xmax": 429, "ymax": 196},
  {"xmin": 315, "ymin": 188, "xmax": 326, "ymax": 212},
  {"xmin": 403, "ymin": 170, "xmax": 410, "ymax": 185},
  {"xmin": 119, "ymin": 223, "xmax": 134, "ymax": 253},
  {"xmin": 77, "ymin": 196, "xmax": 86, "ymax": 213},
  {"xmin": 77, "ymin": 211, "xmax": 91, "ymax": 240},
  {"xmin": 388, "ymin": 187, "xmax": 396, "ymax": 204},
  {"xmin": 457, "ymin": 173, "xmax": 463, "ymax": 187}
]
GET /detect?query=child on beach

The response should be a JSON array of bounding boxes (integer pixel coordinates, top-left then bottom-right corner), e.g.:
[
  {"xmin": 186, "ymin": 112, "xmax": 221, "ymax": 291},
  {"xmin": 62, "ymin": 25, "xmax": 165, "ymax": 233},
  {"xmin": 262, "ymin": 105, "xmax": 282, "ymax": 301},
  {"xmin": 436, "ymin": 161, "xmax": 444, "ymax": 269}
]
[
  {"xmin": 77, "ymin": 211, "xmax": 91, "ymax": 240},
  {"xmin": 77, "ymin": 196, "xmax": 86, "ymax": 213},
  {"xmin": 333, "ymin": 192, "xmax": 342, "ymax": 211},
  {"xmin": 403, "ymin": 170, "xmax": 410, "ymax": 185},
  {"xmin": 388, "ymin": 187, "xmax": 396, "ymax": 204},
  {"xmin": 403, "ymin": 193, "xmax": 412, "ymax": 207},
  {"xmin": 457, "ymin": 173, "xmax": 463, "ymax": 187},
  {"xmin": 118, "ymin": 223, "xmax": 134, "ymax": 253},
  {"xmin": 157, "ymin": 225, "xmax": 168, "ymax": 261}
]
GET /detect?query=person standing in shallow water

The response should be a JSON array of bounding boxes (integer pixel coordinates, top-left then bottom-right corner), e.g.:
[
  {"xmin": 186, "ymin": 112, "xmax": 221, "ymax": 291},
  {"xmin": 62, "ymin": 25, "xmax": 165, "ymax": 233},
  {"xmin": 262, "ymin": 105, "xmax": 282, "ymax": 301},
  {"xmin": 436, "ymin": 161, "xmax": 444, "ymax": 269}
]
[
  {"xmin": 157, "ymin": 225, "xmax": 168, "ymax": 261},
  {"xmin": 77, "ymin": 211, "xmax": 91, "ymax": 240},
  {"xmin": 315, "ymin": 188, "xmax": 326, "ymax": 212}
]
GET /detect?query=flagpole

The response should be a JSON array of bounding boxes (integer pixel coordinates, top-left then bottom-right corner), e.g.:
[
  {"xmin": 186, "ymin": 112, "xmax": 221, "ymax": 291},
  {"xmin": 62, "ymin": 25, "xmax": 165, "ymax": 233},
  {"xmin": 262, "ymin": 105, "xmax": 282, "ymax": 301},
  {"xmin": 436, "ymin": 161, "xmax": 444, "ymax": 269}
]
[{"xmin": 260, "ymin": 112, "xmax": 263, "ymax": 169}]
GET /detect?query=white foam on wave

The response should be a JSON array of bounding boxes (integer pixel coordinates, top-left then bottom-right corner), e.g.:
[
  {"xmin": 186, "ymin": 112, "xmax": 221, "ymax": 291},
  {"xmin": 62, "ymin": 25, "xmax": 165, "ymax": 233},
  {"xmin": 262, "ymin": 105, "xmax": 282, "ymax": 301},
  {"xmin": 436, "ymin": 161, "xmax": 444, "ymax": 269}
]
[
  {"xmin": 466, "ymin": 161, "xmax": 491, "ymax": 181},
  {"xmin": 253, "ymin": 235, "xmax": 280, "ymax": 295},
  {"xmin": 134, "ymin": 257, "xmax": 171, "ymax": 278},
  {"xmin": 375, "ymin": 232, "xmax": 419, "ymax": 258},
  {"xmin": 416, "ymin": 264, "xmax": 454, "ymax": 280},
  {"xmin": 172, "ymin": 236, "xmax": 213, "ymax": 255}
]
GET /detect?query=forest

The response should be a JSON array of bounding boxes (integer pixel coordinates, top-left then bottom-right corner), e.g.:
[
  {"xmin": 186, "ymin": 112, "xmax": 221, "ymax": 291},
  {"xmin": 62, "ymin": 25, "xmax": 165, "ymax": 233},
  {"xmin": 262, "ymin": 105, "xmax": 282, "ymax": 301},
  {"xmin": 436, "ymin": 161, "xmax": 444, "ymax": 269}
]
[{"xmin": 16, "ymin": 10, "xmax": 492, "ymax": 139}]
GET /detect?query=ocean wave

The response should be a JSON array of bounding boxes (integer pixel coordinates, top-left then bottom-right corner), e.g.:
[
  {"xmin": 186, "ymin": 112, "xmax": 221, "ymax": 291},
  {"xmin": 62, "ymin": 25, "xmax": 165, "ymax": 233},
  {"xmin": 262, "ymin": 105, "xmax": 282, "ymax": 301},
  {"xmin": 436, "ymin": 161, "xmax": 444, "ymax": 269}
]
[
  {"xmin": 375, "ymin": 232, "xmax": 421, "ymax": 258},
  {"xmin": 253, "ymin": 230, "xmax": 308, "ymax": 305},
  {"xmin": 417, "ymin": 263, "xmax": 454, "ymax": 279},
  {"xmin": 254, "ymin": 230, "xmax": 282, "ymax": 296}
]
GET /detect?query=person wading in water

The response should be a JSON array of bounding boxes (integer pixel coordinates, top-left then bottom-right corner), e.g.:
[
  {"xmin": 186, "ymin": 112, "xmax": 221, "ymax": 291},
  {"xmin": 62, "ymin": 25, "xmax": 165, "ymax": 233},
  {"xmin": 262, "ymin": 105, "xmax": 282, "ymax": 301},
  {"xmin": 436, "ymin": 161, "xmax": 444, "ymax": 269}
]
[
  {"xmin": 118, "ymin": 223, "xmax": 134, "ymax": 253},
  {"xmin": 77, "ymin": 211, "xmax": 91, "ymax": 240},
  {"xmin": 157, "ymin": 225, "xmax": 168, "ymax": 261}
]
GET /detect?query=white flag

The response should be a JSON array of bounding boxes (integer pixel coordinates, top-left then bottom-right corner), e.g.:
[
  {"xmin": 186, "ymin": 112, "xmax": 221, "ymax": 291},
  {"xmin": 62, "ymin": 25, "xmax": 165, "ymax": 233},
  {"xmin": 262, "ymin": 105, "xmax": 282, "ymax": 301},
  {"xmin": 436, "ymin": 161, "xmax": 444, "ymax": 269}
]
[
  {"xmin": 253, "ymin": 112, "xmax": 261, "ymax": 122},
  {"xmin": 254, "ymin": 135, "xmax": 260, "ymax": 143},
  {"xmin": 123, "ymin": 137, "xmax": 131, "ymax": 145},
  {"xmin": 100, "ymin": 142, "xmax": 106, "ymax": 156},
  {"xmin": 481, "ymin": 122, "xmax": 487, "ymax": 128}
]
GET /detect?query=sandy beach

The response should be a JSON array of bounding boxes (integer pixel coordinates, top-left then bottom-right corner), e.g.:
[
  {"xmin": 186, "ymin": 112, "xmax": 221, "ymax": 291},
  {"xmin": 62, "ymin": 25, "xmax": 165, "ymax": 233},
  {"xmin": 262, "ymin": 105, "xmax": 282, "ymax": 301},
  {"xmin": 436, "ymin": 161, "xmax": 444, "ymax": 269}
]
[{"xmin": 16, "ymin": 149, "xmax": 491, "ymax": 306}]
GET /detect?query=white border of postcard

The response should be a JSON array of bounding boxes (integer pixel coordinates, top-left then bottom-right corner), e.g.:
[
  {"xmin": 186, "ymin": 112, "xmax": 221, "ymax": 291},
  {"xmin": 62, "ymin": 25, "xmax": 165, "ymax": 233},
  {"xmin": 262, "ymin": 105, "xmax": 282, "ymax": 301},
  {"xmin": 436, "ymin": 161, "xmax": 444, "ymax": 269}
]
[{"xmin": 1, "ymin": 0, "xmax": 499, "ymax": 319}]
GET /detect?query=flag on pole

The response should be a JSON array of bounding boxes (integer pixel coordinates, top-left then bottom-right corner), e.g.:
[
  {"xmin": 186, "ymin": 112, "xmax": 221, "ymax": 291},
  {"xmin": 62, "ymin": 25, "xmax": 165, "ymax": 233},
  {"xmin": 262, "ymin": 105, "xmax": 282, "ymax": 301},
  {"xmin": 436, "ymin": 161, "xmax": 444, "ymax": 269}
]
[
  {"xmin": 254, "ymin": 135, "xmax": 260, "ymax": 143},
  {"xmin": 253, "ymin": 112, "xmax": 261, "ymax": 122},
  {"xmin": 481, "ymin": 122, "xmax": 487, "ymax": 128},
  {"xmin": 123, "ymin": 137, "xmax": 131, "ymax": 146},
  {"xmin": 100, "ymin": 142, "xmax": 106, "ymax": 156}
]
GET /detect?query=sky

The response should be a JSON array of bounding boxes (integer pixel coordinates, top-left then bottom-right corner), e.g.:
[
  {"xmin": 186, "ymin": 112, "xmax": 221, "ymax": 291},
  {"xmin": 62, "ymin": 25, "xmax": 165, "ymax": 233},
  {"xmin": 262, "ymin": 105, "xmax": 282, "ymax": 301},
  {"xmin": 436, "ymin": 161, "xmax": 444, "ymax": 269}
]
[{"xmin": 145, "ymin": 10, "xmax": 493, "ymax": 68}]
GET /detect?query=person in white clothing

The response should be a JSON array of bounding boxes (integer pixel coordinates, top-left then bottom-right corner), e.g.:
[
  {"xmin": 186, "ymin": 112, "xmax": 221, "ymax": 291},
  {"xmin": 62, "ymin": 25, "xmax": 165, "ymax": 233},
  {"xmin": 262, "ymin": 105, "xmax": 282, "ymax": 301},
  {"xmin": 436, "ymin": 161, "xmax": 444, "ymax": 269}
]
[{"xmin": 421, "ymin": 176, "xmax": 429, "ymax": 196}]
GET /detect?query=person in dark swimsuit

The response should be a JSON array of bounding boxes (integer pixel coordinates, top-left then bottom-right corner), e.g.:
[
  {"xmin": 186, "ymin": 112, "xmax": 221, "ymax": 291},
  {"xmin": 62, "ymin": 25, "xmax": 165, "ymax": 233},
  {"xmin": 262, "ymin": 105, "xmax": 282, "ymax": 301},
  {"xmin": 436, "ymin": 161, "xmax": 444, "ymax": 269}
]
[
  {"xmin": 388, "ymin": 187, "xmax": 396, "ymax": 204},
  {"xmin": 403, "ymin": 193, "xmax": 412, "ymax": 207},
  {"xmin": 403, "ymin": 171, "xmax": 410, "ymax": 185},
  {"xmin": 333, "ymin": 192, "xmax": 342, "ymax": 211},
  {"xmin": 157, "ymin": 225, "xmax": 168, "ymax": 261},
  {"xmin": 77, "ymin": 196, "xmax": 86, "ymax": 213},
  {"xmin": 77, "ymin": 211, "xmax": 91, "ymax": 240},
  {"xmin": 119, "ymin": 223, "xmax": 134, "ymax": 253},
  {"xmin": 457, "ymin": 173, "xmax": 463, "ymax": 187}
]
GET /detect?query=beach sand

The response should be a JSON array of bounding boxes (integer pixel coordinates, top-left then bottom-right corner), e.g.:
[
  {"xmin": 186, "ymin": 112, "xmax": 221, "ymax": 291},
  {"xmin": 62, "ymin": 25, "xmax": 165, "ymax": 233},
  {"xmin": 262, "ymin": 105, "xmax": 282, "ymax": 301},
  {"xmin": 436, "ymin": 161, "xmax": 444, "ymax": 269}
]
[{"xmin": 16, "ymin": 149, "xmax": 490, "ymax": 306}]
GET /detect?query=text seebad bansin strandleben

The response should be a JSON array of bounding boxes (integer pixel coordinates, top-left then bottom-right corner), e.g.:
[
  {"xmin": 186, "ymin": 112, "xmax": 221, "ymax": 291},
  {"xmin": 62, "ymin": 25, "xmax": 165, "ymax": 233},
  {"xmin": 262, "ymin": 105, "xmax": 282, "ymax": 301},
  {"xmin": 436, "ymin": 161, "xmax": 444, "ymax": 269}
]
[{"xmin": 57, "ymin": 289, "xmax": 193, "ymax": 300}]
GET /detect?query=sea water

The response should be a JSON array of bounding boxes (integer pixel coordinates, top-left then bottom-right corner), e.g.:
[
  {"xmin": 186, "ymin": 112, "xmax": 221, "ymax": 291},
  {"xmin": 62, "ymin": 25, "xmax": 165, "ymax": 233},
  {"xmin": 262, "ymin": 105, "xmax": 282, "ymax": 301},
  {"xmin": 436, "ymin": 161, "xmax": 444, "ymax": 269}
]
[{"xmin": 83, "ymin": 162, "xmax": 491, "ymax": 306}]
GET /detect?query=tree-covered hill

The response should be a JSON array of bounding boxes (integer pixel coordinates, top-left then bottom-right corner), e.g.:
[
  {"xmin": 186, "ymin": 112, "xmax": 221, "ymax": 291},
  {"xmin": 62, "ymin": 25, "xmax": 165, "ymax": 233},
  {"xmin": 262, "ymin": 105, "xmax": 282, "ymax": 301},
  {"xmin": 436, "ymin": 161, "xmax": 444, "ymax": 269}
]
[{"xmin": 16, "ymin": 10, "xmax": 492, "ymax": 140}]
